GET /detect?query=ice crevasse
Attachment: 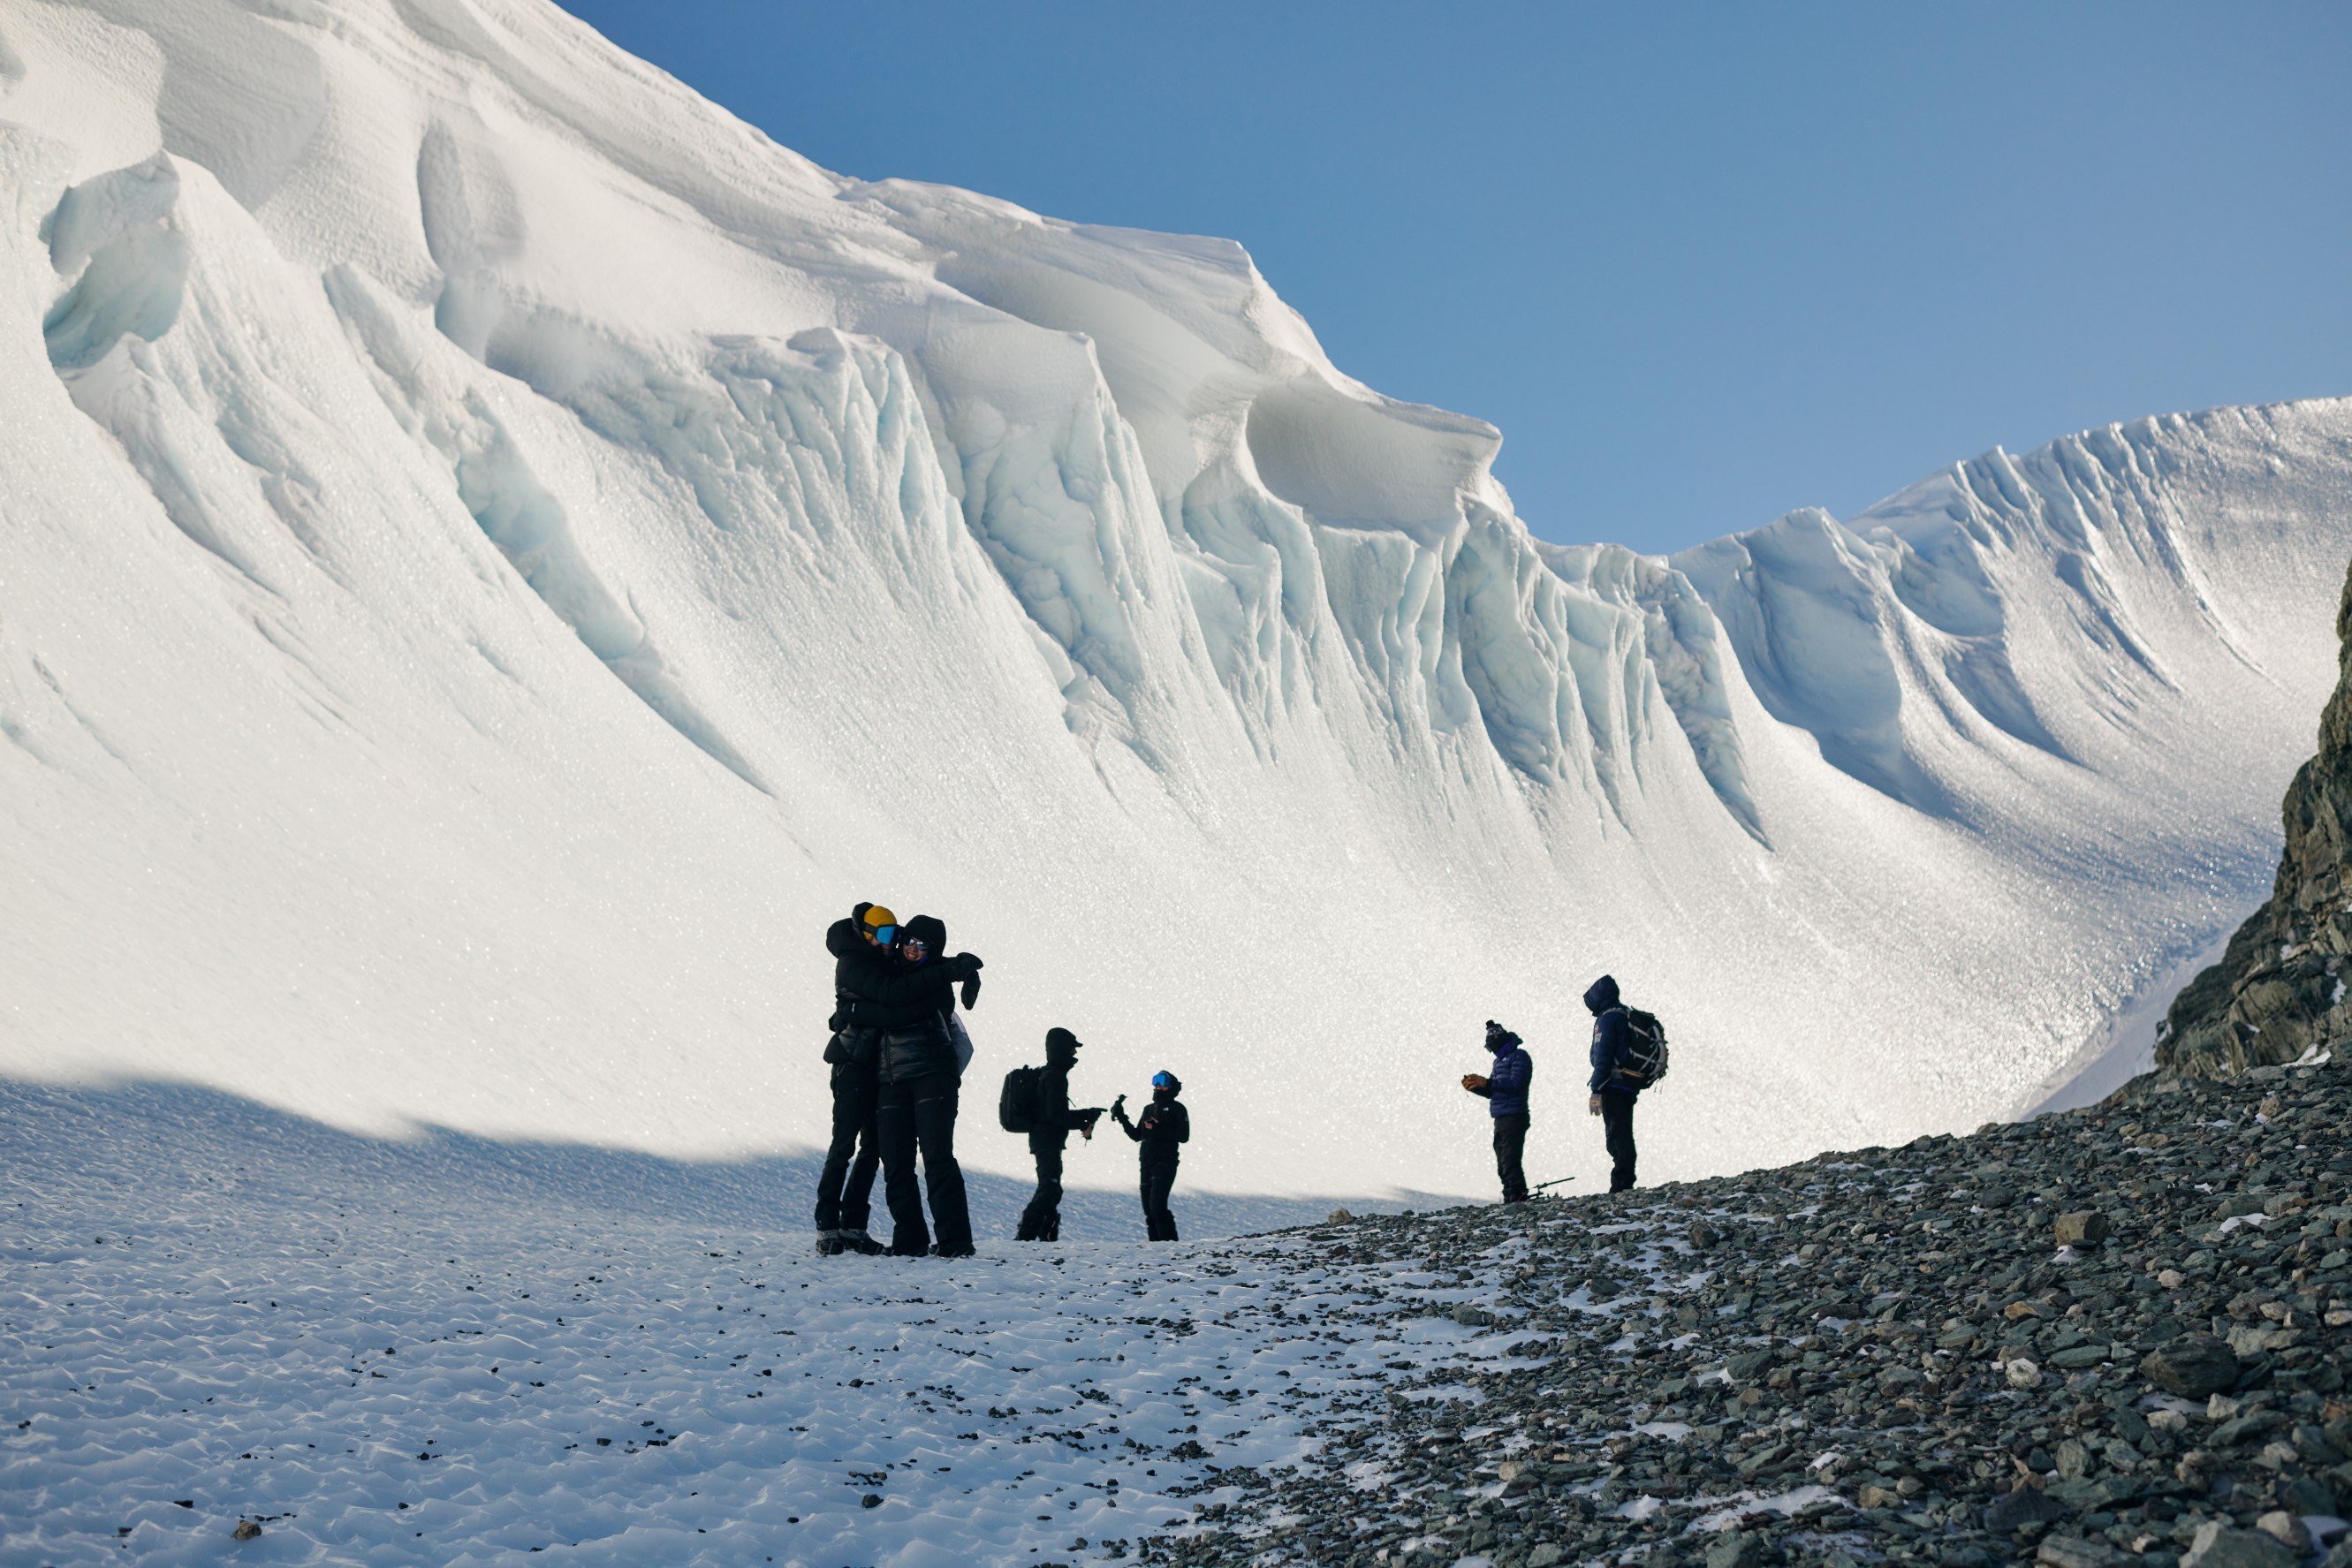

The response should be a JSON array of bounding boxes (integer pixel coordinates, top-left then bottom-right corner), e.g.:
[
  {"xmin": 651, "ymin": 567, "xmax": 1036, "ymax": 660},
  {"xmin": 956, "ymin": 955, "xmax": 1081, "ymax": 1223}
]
[{"xmin": 0, "ymin": 0, "xmax": 2348, "ymax": 1199}]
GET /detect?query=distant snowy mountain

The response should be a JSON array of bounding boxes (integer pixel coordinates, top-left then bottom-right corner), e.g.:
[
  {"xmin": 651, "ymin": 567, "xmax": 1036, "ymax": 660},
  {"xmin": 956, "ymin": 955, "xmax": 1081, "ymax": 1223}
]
[{"xmin": 3, "ymin": 0, "xmax": 2348, "ymax": 1201}]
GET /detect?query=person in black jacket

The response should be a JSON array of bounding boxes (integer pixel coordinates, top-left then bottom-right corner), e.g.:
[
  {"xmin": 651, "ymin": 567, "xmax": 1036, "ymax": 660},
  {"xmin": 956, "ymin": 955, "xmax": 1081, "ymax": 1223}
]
[
  {"xmin": 838, "ymin": 913, "xmax": 983, "ymax": 1256},
  {"xmin": 1014, "ymin": 1026, "xmax": 1104, "ymax": 1242},
  {"xmin": 1110, "ymin": 1070, "xmax": 1189, "ymax": 1241},
  {"xmin": 1584, "ymin": 974, "xmax": 1639, "ymax": 1193},
  {"xmin": 813, "ymin": 901, "xmax": 894, "ymax": 1254}
]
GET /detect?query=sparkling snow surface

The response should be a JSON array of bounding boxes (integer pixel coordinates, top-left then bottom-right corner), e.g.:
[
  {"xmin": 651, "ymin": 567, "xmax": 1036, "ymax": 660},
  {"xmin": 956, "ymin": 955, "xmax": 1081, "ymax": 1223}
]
[
  {"xmin": 4, "ymin": 0, "xmax": 2352, "ymax": 1203},
  {"xmin": 2, "ymin": 1081, "xmax": 1605, "ymax": 1567}
]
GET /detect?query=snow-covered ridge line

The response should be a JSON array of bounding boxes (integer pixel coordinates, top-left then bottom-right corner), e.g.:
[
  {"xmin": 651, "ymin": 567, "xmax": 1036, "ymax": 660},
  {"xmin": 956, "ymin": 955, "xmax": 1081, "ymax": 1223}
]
[{"xmin": 0, "ymin": 0, "xmax": 2347, "ymax": 1196}]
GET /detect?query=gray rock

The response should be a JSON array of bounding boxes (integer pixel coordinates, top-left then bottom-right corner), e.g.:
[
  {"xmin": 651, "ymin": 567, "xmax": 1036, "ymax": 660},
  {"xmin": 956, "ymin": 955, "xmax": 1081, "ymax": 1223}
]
[
  {"xmin": 2181, "ymin": 1523, "xmax": 2297, "ymax": 1568},
  {"xmin": 1452, "ymin": 1304, "xmax": 1495, "ymax": 1327},
  {"xmin": 2141, "ymin": 1335, "xmax": 2240, "ymax": 1399},
  {"xmin": 1704, "ymin": 1531, "xmax": 1765, "ymax": 1568},
  {"xmin": 232, "ymin": 1519, "xmax": 262, "ymax": 1541},
  {"xmin": 2281, "ymin": 1473, "xmax": 2337, "ymax": 1516},
  {"xmin": 2056, "ymin": 1211, "xmax": 2113, "ymax": 1246},
  {"xmin": 2039, "ymin": 1534, "xmax": 2128, "ymax": 1568},
  {"xmin": 1985, "ymin": 1484, "xmax": 2070, "ymax": 1533},
  {"xmin": 2253, "ymin": 1513, "xmax": 2310, "ymax": 1552}
]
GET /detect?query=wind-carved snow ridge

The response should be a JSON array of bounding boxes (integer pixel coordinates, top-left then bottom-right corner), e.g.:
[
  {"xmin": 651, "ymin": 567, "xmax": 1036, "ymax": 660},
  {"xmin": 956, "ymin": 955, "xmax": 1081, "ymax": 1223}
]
[
  {"xmin": 3, "ymin": 0, "xmax": 2352, "ymax": 1198},
  {"xmin": 325, "ymin": 265, "xmax": 766, "ymax": 792},
  {"xmin": 1540, "ymin": 541, "xmax": 1766, "ymax": 845},
  {"xmin": 40, "ymin": 154, "xmax": 277, "ymax": 592}
]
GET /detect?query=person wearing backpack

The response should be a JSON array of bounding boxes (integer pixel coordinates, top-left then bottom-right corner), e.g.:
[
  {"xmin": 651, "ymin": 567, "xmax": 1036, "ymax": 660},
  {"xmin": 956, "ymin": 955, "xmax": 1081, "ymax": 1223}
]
[
  {"xmin": 1461, "ymin": 1019, "xmax": 1533, "ymax": 1202},
  {"xmin": 1584, "ymin": 973, "xmax": 1643, "ymax": 1193},
  {"xmin": 1011, "ymin": 1026, "xmax": 1105, "ymax": 1241},
  {"xmin": 814, "ymin": 901, "xmax": 895, "ymax": 1255},
  {"xmin": 838, "ymin": 913, "xmax": 983, "ymax": 1256},
  {"xmin": 1110, "ymin": 1071, "xmax": 1188, "ymax": 1240}
]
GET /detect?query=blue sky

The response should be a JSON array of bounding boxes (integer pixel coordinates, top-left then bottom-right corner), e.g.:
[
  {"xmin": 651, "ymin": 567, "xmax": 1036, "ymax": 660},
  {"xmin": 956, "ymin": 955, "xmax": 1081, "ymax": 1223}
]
[{"xmin": 554, "ymin": 2, "xmax": 2350, "ymax": 556}]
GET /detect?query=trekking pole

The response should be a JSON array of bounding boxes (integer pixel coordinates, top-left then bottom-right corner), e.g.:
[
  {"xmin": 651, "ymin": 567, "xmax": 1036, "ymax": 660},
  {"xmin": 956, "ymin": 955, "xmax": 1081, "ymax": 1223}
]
[{"xmin": 1530, "ymin": 1176, "xmax": 1578, "ymax": 1193}]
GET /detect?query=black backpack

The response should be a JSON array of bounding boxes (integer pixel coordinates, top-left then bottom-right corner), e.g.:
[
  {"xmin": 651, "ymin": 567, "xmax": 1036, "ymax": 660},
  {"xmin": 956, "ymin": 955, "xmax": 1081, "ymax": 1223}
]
[
  {"xmin": 1617, "ymin": 1007, "xmax": 1670, "ymax": 1088},
  {"xmin": 999, "ymin": 1064, "xmax": 1042, "ymax": 1133}
]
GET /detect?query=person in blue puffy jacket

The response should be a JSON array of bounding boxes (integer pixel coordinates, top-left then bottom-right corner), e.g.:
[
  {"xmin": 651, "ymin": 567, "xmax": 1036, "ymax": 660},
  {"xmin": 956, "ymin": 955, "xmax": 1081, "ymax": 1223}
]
[
  {"xmin": 1584, "ymin": 974, "xmax": 1639, "ymax": 1193},
  {"xmin": 1461, "ymin": 1019, "xmax": 1533, "ymax": 1202}
]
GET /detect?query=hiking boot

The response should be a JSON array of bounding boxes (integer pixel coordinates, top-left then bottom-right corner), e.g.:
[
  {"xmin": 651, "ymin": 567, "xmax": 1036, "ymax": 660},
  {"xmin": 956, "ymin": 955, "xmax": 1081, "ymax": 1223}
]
[
  {"xmin": 814, "ymin": 1231, "xmax": 845, "ymax": 1255},
  {"xmin": 839, "ymin": 1230, "xmax": 885, "ymax": 1256},
  {"xmin": 928, "ymin": 1242, "xmax": 976, "ymax": 1258}
]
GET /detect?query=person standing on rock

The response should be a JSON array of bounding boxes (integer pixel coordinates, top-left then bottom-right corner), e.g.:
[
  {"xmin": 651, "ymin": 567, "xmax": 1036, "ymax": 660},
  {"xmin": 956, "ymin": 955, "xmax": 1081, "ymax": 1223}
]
[
  {"xmin": 1111, "ymin": 1070, "xmax": 1189, "ymax": 1240},
  {"xmin": 840, "ymin": 913, "xmax": 983, "ymax": 1256},
  {"xmin": 1461, "ymin": 1019, "xmax": 1533, "ymax": 1202},
  {"xmin": 814, "ymin": 901, "xmax": 894, "ymax": 1255},
  {"xmin": 1584, "ymin": 974, "xmax": 1640, "ymax": 1193},
  {"xmin": 1014, "ymin": 1026, "xmax": 1104, "ymax": 1242}
]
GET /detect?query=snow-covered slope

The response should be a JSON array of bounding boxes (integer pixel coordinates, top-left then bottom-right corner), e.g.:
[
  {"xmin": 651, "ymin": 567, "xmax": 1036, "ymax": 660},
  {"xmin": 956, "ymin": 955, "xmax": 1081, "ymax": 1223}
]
[{"xmin": 2, "ymin": 0, "xmax": 2347, "ymax": 1201}]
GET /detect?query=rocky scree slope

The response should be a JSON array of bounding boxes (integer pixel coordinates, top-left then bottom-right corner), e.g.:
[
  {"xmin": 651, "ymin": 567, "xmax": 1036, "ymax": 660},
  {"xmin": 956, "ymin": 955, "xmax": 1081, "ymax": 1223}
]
[
  {"xmin": 2163, "ymin": 556, "xmax": 2352, "ymax": 1079},
  {"xmin": 1140, "ymin": 1055, "xmax": 2352, "ymax": 1568}
]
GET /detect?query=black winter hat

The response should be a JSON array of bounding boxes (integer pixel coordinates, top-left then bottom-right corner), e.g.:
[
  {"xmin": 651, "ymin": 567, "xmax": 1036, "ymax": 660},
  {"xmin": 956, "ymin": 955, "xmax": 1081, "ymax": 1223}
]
[
  {"xmin": 902, "ymin": 914, "xmax": 947, "ymax": 952},
  {"xmin": 1045, "ymin": 1026, "xmax": 1081, "ymax": 1053},
  {"xmin": 1485, "ymin": 1019, "xmax": 1521, "ymax": 1049}
]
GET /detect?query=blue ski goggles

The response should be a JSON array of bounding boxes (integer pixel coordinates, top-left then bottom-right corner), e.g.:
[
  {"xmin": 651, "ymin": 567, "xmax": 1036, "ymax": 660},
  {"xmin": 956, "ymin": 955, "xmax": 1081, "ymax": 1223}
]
[
  {"xmin": 1151, "ymin": 1072, "xmax": 1175, "ymax": 1090},
  {"xmin": 869, "ymin": 925, "xmax": 898, "ymax": 946}
]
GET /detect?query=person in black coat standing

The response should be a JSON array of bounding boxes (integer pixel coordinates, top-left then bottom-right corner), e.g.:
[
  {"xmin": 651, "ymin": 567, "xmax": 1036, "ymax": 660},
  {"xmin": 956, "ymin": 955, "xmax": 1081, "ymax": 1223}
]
[
  {"xmin": 1111, "ymin": 1070, "xmax": 1189, "ymax": 1241},
  {"xmin": 813, "ymin": 901, "xmax": 894, "ymax": 1254},
  {"xmin": 838, "ymin": 913, "xmax": 983, "ymax": 1256},
  {"xmin": 1584, "ymin": 973, "xmax": 1639, "ymax": 1193},
  {"xmin": 1014, "ymin": 1026, "xmax": 1104, "ymax": 1242}
]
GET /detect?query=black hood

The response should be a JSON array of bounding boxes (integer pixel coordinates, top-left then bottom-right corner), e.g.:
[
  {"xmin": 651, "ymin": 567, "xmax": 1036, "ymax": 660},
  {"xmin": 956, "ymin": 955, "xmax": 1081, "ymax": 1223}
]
[
  {"xmin": 1045, "ymin": 1026, "xmax": 1081, "ymax": 1068},
  {"xmin": 902, "ymin": 914, "xmax": 947, "ymax": 957},
  {"xmin": 1583, "ymin": 974, "xmax": 1620, "ymax": 1014},
  {"xmin": 1153, "ymin": 1072, "xmax": 1182, "ymax": 1098}
]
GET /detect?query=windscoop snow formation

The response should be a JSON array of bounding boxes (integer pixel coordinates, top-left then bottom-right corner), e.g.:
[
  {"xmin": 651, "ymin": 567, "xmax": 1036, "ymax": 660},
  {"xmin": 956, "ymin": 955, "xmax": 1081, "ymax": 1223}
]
[{"xmin": 2, "ymin": 0, "xmax": 2348, "ymax": 1196}]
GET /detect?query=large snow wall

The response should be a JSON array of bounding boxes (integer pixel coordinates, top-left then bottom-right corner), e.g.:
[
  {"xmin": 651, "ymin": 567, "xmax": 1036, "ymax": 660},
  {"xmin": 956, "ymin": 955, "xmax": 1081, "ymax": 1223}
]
[{"xmin": 2, "ymin": 0, "xmax": 2348, "ymax": 1201}]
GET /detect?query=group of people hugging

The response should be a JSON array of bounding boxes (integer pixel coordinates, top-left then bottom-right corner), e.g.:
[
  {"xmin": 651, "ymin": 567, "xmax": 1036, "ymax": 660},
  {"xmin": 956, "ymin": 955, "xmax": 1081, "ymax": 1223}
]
[{"xmin": 812, "ymin": 902, "xmax": 1188, "ymax": 1256}]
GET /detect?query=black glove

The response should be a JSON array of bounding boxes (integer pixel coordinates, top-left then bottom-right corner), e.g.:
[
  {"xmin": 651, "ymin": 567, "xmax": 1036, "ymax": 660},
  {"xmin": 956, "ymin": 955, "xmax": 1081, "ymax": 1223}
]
[
  {"xmin": 960, "ymin": 973, "xmax": 982, "ymax": 1010},
  {"xmin": 947, "ymin": 952, "xmax": 983, "ymax": 980}
]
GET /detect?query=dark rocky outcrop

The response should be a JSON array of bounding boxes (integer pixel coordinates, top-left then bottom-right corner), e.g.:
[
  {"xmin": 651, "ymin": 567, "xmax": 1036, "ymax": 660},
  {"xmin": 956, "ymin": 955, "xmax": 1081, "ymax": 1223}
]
[{"xmin": 2160, "ymin": 557, "xmax": 2352, "ymax": 1079}]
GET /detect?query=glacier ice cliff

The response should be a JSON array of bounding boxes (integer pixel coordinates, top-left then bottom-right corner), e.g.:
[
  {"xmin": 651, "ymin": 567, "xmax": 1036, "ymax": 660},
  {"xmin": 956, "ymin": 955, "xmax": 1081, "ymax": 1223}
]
[{"xmin": 0, "ymin": 0, "xmax": 2348, "ymax": 1197}]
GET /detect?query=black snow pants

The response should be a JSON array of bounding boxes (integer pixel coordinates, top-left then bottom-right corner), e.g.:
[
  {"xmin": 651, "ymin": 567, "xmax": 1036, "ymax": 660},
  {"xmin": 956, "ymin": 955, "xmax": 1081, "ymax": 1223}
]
[
  {"xmin": 1017, "ymin": 1134, "xmax": 1065, "ymax": 1241},
  {"xmin": 876, "ymin": 1071, "xmax": 974, "ymax": 1255},
  {"xmin": 1140, "ymin": 1157, "xmax": 1180, "ymax": 1241},
  {"xmin": 1601, "ymin": 1091, "xmax": 1638, "ymax": 1193},
  {"xmin": 1491, "ymin": 1111, "xmax": 1529, "ymax": 1203},
  {"xmin": 813, "ymin": 1060, "xmax": 880, "ymax": 1236}
]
